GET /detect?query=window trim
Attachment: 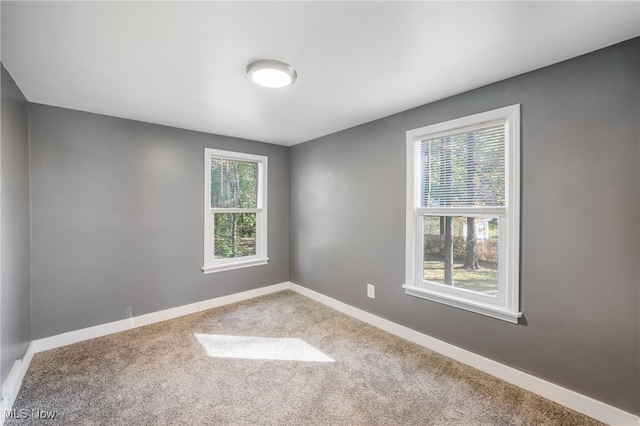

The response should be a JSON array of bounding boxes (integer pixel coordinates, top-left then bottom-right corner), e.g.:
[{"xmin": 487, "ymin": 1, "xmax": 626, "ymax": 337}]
[
  {"xmin": 202, "ymin": 148, "xmax": 268, "ymax": 274},
  {"xmin": 403, "ymin": 105, "xmax": 521, "ymax": 323}
]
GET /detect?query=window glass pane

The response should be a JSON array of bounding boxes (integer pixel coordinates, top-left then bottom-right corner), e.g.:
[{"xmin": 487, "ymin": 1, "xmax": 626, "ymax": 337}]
[
  {"xmin": 211, "ymin": 158, "xmax": 258, "ymax": 209},
  {"xmin": 423, "ymin": 215, "xmax": 498, "ymax": 296},
  {"xmin": 214, "ymin": 213, "xmax": 256, "ymax": 259},
  {"xmin": 420, "ymin": 124, "xmax": 505, "ymax": 208}
]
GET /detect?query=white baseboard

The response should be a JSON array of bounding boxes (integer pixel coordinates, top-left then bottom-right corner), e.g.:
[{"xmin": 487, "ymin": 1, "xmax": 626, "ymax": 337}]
[
  {"xmin": 0, "ymin": 399, "xmax": 8, "ymax": 426},
  {"xmin": 34, "ymin": 318, "xmax": 133, "ymax": 353},
  {"xmin": 1, "ymin": 360, "xmax": 21, "ymax": 426},
  {"xmin": 34, "ymin": 282, "xmax": 290, "ymax": 353},
  {"xmin": 4, "ymin": 281, "xmax": 638, "ymax": 426},
  {"xmin": 132, "ymin": 282, "xmax": 289, "ymax": 329},
  {"xmin": 0, "ymin": 341, "xmax": 35, "ymax": 426},
  {"xmin": 288, "ymin": 283, "xmax": 640, "ymax": 426}
]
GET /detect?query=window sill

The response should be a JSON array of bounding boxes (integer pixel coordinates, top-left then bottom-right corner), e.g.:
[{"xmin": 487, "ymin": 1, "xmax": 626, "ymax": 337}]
[
  {"xmin": 402, "ymin": 284, "xmax": 521, "ymax": 324},
  {"xmin": 202, "ymin": 257, "xmax": 269, "ymax": 274}
]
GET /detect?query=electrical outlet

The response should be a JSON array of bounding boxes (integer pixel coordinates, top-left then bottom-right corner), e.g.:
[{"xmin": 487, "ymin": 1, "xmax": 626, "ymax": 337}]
[
  {"xmin": 367, "ymin": 284, "xmax": 375, "ymax": 299},
  {"xmin": 125, "ymin": 307, "xmax": 133, "ymax": 318}
]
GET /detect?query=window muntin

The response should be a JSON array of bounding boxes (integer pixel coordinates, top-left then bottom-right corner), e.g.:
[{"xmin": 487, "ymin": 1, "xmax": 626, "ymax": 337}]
[
  {"xmin": 404, "ymin": 105, "xmax": 520, "ymax": 323},
  {"xmin": 203, "ymin": 149, "xmax": 268, "ymax": 273}
]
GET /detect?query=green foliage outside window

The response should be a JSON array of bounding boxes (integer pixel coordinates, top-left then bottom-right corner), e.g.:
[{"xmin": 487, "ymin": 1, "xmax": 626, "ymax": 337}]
[
  {"xmin": 211, "ymin": 158, "xmax": 259, "ymax": 259},
  {"xmin": 214, "ymin": 213, "xmax": 256, "ymax": 259},
  {"xmin": 210, "ymin": 158, "xmax": 257, "ymax": 209}
]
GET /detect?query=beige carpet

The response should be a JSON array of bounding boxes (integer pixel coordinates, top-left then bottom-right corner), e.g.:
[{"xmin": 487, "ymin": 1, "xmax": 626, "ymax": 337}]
[{"xmin": 6, "ymin": 290, "xmax": 601, "ymax": 425}]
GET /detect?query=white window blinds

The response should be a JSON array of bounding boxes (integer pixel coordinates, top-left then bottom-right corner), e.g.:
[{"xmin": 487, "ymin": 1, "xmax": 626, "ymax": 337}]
[{"xmin": 419, "ymin": 123, "xmax": 505, "ymax": 209}]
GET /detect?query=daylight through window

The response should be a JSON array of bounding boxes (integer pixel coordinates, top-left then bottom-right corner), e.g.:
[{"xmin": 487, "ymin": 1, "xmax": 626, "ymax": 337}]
[
  {"xmin": 404, "ymin": 105, "xmax": 521, "ymax": 323},
  {"xmin": 203, "ymin": 149, "xmax": 268, "ymax": 273}
]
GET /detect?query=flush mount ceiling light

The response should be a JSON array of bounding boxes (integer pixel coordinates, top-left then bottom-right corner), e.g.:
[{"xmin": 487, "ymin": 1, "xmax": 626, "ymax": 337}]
[{"xmin": 246, "ymin": 59, "xmax": 297, "ymax": 89}]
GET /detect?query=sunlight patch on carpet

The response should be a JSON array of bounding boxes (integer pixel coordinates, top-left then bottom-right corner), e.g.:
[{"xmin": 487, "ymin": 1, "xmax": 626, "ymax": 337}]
[{"xmin": 195, "ymin": 334, "xmax": 335, "ymax": 362}]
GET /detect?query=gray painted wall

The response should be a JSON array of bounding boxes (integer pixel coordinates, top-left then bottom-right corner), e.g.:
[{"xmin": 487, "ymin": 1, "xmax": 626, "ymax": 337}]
[
  {"xmin": 290, "ymin": 38, "xmax": 640, "ymax": 414},
  {"xmin": 1, "ymin": 64, "xmax": 32, "ymax": 389},
  {"xmin": 29, "ymin": 105, "xmax": 289, "ymax": 339}
]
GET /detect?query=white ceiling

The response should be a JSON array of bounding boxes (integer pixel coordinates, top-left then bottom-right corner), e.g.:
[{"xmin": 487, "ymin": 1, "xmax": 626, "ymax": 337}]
[{"xmin": 2, "ymin": 1, "xmax": 638, "ymax": 146}]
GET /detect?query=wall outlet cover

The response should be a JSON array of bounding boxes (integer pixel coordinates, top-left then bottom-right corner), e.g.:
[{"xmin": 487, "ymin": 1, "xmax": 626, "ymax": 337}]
[{"xmin": 367, "ymin": 284, "xmax": 375, "ymax": 299}]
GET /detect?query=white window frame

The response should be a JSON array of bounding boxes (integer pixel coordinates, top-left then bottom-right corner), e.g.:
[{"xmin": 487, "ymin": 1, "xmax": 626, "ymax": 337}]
[
  {"xmin": 202, "ymin": 148, "xmax": 268, "ymax": 274},
  {"xmin": 403, "ymin": 105, "xmax": 521, "ymax": 323}
]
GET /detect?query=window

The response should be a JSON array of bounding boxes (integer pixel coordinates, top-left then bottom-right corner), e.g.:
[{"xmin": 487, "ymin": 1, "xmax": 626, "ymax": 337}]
[
  {"xmin": 404, "ymin": 105, "xmax": 521, "ymax": 323},
  {"xmin": 202, "ymin": 148, "xmax": 268, "ymax": 273}
]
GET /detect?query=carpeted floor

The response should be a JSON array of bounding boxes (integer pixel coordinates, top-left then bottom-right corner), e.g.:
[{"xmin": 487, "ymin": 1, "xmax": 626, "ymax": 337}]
[{"xmin": 6, "ymin": 290, "xmax": 602, "ymax": 425}]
